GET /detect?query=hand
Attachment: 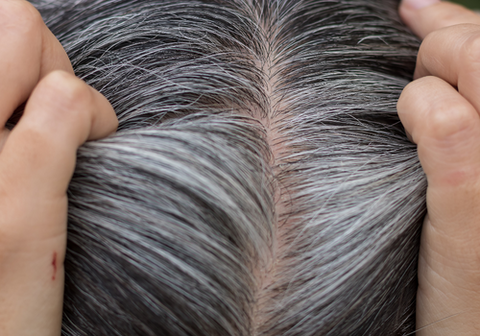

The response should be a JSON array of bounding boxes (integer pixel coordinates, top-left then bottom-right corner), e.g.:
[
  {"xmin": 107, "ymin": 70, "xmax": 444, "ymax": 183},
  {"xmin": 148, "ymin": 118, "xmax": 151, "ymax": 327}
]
[
  {"xmin": 397, "ymin": 0, "xmax": 480, "ymax": 334},
  {"xmin": 0, "ymin": 1, "xmax": 118, "ymax": 335}
]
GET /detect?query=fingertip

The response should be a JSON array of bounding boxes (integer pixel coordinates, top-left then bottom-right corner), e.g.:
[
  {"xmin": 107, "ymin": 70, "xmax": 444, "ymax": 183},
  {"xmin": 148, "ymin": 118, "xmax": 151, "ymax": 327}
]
[
  {"xmin": 400, "ymin": 0, "xmax": 440, "ymax": 11},
  {"xmin": 399, "ymin": 0, "xmax": 441, "ymax": 39},
  {"xmin": 399, "ymin": 1, "xmax": 480, "ymax": 39},
  {"xmin": 87, "ymin": 87, "xmax": 118, "ymax": 141}
]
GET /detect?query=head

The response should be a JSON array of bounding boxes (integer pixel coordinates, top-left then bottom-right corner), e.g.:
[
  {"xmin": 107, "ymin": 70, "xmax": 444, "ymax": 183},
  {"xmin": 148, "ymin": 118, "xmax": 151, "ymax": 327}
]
[{"xmin": 32, "ymin": 0, "xmax": 424, "ymax": 335}]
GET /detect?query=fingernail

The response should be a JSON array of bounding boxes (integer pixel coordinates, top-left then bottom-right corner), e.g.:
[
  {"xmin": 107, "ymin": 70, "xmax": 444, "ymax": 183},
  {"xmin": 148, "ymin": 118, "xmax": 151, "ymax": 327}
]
[{"xmin": 402, "ymin": 0, "xmax": 440, "ymax": 10}]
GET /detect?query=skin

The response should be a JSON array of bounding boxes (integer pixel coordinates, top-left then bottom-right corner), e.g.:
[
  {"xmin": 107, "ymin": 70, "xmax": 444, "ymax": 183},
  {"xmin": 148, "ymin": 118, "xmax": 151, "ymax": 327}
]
[
  {"xmin": 398, "ymin": 0, "xmax": 480, "ymax": 334},
  {"xmin": 0, "ymin": 1, "xmax": 118, "ymax": 335},
  {"xmin": 0, "ymin": 0, "xmax": 478, "ymax": 334}
]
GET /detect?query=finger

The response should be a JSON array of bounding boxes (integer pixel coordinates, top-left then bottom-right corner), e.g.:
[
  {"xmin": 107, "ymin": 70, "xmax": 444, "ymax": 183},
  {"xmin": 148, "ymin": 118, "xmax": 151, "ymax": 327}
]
[
  {"xmin": 0, "ymin": 0, "xmax": 73, "ymax": 127},
  {"xmin": 399, "ymin": 0, "xmax": 480, "ymax": 39},
  {"xmin": 398, "ymin": 76, "xmax": 480, "ymax": 235},
  {"xmin": 413, "ymin": 24, "xmax": 480, "ymax": 115},
  {"xmin": 0, "ymin": 71, "xmax": 117, "ymax": 242}
]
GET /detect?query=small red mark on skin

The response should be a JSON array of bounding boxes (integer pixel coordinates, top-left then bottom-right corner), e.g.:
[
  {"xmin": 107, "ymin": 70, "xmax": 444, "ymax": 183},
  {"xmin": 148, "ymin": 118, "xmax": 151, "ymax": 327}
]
[{"xmin": 52, "ymin": 252, "xmax": 57, "ymax": 281}]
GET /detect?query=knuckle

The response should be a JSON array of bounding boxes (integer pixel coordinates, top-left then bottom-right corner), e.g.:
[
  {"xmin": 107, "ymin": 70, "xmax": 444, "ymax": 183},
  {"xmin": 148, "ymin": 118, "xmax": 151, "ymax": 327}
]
[
  {"xmin": 400, "ymin": 76, "xmax": 478, "ymax": 143},
  {"xmin": 402, "ymin": 78, "xmax": 424, "ymax": 97},
  {"xmin": 397, "ymin": 83, "xmax": 415, "ymax": 112},
  {"xmin": 419, "ymin": 30, "xmax": 442, "ymax": 61},
  {"xmin": 426, "ymin": 99, "xmax": 476, "ymax": 141},
  {"xmin": 398, "ymin": 77, "xmax": 433, "ymax": 109},
  {"xmin": 421, "ymin": 30, "xmax": 437, "ymax": 48},
  {"xmin": 32, "ymin": 71, "xmax": 94, "ymax": 137},
  {"xmin": 40, "ymin": 71, "xmax": 93, "ymax": 113},
  {"xmin": 462, "ymin": 31, "xmax": 480, "ymax": 63},
  {"xmin": 0, "ymin": 1, "xmax": 43, "ymax": 36}
]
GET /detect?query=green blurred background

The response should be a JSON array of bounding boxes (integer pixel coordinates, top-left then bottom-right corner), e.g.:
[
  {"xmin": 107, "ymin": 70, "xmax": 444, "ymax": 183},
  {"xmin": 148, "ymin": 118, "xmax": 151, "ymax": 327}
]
[{"xmin": 451, "ymin": 0, "xmax": 480, "ymax": 9}]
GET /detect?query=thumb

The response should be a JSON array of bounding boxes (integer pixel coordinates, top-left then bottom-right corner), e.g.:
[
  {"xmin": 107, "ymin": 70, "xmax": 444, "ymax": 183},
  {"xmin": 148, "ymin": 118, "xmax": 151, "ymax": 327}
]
[
  {"xmin": 0, "ymin": 71, "xmax": 117, "ymax": 336},
  {"xmin": 0, "ymin": 70, "xmax": 117, "ymax": 244}
]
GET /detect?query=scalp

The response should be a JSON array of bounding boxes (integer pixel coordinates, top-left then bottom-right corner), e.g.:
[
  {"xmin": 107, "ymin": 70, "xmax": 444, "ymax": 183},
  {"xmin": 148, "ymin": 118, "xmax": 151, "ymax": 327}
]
[{"xmin": 31, "ymin": 0, "xmax": 425, "ymax": 335}]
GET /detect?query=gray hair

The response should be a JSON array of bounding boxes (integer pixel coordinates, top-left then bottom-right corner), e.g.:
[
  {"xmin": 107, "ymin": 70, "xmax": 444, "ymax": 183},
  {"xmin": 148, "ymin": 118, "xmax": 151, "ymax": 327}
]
[{"xmin": 30, "ymin": 0, "xmax": 425, "ymax": 335}]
